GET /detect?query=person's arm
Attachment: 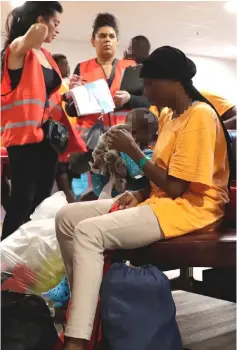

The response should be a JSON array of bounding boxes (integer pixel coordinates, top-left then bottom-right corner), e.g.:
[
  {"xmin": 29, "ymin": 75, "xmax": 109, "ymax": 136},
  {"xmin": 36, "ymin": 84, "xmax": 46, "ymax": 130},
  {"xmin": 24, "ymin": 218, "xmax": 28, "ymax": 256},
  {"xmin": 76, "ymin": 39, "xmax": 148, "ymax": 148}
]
[
  {"xmin": 124, "ymin": 94, "xmax": 151, "ymax": 109},
  {"xmin": 109, "ymin": 105, "xmax": 217, "ymax": 199},
  {"xmin": 222, "ymin": 106, "xmax": 236, "ymax": 130},
  {"xmin": 64, "ymin": 63, "xmax": 82, "ymax": 116},
  {"xmin": 127, "ymin": 147, "xmax": 189, "ymax": 199},
  {"xmin": 56, "ymin": 173, "xmax": 75, "ymax": 203},
  {"xmin": 56, "ymin": 163, "xmax": 75, "ymax": 203},
  {"xmin": 8, "ymin": 24, "xmax": 48, "ymax": 67},
  {"xmin": 114, "ymin": 91, "xmax": 151, "ymax": 110}
]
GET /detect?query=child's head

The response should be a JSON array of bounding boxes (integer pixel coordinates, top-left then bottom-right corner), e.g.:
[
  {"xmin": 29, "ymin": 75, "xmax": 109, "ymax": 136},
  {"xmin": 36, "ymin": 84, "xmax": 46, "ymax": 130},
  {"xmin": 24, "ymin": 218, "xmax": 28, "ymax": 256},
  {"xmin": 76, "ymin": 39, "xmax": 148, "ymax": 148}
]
[{"xmin": 125, "ymin": 108, "xmax": 158, "ymax": 149}]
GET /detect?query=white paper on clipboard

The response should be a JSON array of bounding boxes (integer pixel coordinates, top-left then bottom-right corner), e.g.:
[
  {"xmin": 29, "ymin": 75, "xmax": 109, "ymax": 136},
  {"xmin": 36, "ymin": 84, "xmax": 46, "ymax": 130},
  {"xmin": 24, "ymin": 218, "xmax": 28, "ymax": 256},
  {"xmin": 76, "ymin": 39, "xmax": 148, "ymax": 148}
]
[{"xmin": 70, "ymin": 79, "xmax": 115, "ymax": 116}]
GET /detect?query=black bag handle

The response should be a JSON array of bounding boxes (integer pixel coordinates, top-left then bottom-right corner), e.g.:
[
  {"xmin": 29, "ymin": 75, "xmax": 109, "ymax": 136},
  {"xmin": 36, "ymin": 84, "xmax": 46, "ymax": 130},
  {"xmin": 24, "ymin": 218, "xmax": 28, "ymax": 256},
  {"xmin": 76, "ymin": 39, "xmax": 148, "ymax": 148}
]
[{"xmin": 106, "ymin": 59, "xmax": 118, "ymax": 88}]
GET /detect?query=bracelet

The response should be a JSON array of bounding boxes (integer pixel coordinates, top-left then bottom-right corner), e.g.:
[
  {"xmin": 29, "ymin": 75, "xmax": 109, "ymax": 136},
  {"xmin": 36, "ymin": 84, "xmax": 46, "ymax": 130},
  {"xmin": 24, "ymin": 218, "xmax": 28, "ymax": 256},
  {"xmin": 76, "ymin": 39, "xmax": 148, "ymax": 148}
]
[{"xmin": 138, "ymin": 157, "xmax": 149, "ymax": 171}]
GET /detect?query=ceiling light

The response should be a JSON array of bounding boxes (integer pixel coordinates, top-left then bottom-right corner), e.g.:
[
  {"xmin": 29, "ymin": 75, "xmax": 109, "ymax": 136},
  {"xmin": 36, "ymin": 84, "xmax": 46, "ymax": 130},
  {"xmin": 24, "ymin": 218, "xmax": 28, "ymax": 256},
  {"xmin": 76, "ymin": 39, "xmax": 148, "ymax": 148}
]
[
  {"xmin": 224, "ymin": 1, "xmax": 237, "ymax": 13},
  {"xmin": 10, "ymin": 0, "xmax": 25, "ymax": 9}
]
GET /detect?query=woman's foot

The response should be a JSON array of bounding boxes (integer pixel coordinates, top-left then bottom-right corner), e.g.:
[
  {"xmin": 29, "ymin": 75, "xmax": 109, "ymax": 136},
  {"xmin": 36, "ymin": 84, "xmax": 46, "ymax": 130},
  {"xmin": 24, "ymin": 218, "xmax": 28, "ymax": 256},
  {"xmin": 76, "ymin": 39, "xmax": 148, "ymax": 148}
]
[{"xmin": 64, "ymin": 337, "xmax": 86, "ymax": 350}]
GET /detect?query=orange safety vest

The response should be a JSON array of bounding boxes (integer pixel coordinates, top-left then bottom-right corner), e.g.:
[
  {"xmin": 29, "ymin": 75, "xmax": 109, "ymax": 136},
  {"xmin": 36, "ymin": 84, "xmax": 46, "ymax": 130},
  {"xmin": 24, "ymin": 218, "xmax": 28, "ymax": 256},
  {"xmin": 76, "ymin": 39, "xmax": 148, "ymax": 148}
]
[
  {"xmin": 76, "ymin": 58, "xmax": 136, "ymax": 136},
  {"xmin": 1, "ymin": 47, "xmax": 86, "ymax": 155}
]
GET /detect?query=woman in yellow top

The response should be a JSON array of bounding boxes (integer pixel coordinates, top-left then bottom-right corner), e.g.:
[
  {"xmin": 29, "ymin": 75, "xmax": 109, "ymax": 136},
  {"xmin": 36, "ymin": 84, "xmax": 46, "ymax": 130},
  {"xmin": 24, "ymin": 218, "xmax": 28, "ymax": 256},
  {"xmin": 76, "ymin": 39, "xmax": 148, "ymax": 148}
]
[{"xmin": 55, "ymin": 46, "xmax": 230, "ymax": 350}]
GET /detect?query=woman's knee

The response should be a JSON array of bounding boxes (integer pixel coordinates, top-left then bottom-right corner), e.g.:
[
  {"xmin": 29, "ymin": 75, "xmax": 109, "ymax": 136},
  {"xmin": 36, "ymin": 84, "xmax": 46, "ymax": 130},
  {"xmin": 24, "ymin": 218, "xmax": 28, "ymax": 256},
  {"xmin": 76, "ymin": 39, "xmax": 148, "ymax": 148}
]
[{"xmin": 74, "ymin": 218, "xmax": 104, "ymax": 251}]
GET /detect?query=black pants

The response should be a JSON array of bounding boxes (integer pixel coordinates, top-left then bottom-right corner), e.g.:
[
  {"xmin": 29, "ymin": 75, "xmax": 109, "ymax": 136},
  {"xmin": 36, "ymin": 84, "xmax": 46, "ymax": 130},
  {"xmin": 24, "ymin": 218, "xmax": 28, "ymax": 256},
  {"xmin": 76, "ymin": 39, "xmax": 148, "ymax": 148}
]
[
  {"xmin": 1, "ymin": 164, "xmax": 11, "ymax": 211},
  {"xmin": 2, "ymin": 141, "xmax": 58, "ymax": 240}
]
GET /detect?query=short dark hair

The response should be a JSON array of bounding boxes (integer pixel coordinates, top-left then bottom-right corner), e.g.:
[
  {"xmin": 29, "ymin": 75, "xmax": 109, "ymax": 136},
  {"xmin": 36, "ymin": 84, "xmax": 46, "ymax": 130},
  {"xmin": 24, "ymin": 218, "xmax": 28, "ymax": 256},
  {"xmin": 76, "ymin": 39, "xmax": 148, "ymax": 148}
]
[
  {"xmin": 92, "ymin": 13, "xmax": 119, "ymax": 39},
  {"xmin": 52, "ymin": 53, "xmax": 67, "ymax": 64},
  {"xmin": 126, "ymin": 108, "xmax": 158, "ymax": 128},
  {"xmin": 132, "ymin": 35, "xmax": 151, "ymax": 53}
]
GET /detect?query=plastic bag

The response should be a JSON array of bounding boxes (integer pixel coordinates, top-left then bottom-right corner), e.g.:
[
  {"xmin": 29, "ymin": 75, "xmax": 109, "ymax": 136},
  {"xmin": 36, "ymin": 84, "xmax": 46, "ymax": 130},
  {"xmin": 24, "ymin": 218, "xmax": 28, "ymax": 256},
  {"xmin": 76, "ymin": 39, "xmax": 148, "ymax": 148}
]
[
  {"xmin": 1, "ymin": 218, "xmax": 65, "ymax": 295},
  {"xmin": 30, "ymin": 191, "xmax": 67, "ymax": 221}
]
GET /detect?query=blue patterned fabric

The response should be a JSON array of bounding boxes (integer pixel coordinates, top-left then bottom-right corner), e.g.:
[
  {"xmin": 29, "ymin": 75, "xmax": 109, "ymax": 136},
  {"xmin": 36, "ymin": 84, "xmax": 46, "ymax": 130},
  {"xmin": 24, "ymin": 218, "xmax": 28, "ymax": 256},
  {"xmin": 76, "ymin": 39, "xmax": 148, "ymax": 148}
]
[
  {"xmin": 71, "ymin": 173, "xmax": 89, "ymax": 199},
  {"xmin": 100, "ymin": 263, "xmax": 182, "ymax": 350},
  {"xmin": 91, "ymin": 173, "xmax": 119, "ymax": 197},
  {"xmin": 120, "ymin": 149, "xmax": 153, "ymax": 178}
]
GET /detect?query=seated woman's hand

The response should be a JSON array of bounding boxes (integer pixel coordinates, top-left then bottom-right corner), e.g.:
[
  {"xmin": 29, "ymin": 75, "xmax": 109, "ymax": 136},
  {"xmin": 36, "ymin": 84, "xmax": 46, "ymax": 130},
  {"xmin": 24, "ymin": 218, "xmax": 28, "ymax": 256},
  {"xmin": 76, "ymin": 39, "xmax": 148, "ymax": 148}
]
[
  {"xmin": 107, "ymin": 128, "xmax": 137, "ymax": 154},
  {"xmin": 114, "ymin": 191, "xmax": 142, "ymax": 209}
]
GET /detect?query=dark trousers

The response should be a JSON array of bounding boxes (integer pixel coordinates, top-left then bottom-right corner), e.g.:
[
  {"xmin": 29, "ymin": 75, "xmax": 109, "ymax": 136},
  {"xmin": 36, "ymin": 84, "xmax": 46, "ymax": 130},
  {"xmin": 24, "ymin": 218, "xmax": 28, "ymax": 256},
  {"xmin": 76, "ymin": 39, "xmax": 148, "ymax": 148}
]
[
  {"xmin": 1, "ymin": 164, "xmax": 11, "ymax": 211},
  {"xmin": 2, "ymin": 141, "xmax": 58, "ymax": 240}
]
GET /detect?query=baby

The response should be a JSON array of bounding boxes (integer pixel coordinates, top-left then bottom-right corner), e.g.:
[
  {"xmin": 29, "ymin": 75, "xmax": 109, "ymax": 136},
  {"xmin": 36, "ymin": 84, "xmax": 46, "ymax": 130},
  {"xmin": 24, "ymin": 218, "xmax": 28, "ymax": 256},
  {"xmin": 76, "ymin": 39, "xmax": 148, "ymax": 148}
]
[
  {"xmin": 91, "ymin": 124, "xmax": 129, "ymax": 193},
  {"xmin": 91, "ymin": 108, "xmax": 158, "ymax": 194}
]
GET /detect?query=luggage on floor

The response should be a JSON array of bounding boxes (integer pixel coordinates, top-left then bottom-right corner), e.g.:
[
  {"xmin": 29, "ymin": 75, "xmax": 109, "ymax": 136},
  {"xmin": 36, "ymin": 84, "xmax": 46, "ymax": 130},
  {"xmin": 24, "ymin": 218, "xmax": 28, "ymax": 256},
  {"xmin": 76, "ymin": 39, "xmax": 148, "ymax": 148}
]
[
  {"xmin": 100, "ymin": 262, "xmax": 182, "ymax": 350},
  {"xmin": 1, "ymin": 218, "xmax": 65, "ymax": 295},
  {"xmin": 1, "ymin": 291, "xmax": 62, "ymax": 350}
]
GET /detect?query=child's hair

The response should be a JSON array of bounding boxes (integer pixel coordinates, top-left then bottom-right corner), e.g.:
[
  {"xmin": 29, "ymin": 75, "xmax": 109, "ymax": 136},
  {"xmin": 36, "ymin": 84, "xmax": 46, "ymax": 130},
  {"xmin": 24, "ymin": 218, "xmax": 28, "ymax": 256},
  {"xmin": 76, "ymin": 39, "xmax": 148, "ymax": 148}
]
[
  {"xmin": 125, "ymin": 108, "xmax": 158, "ymax": 146},
  {"xmin": 126, "ymin": 107, "xmax": 158, "ymax": 127}
]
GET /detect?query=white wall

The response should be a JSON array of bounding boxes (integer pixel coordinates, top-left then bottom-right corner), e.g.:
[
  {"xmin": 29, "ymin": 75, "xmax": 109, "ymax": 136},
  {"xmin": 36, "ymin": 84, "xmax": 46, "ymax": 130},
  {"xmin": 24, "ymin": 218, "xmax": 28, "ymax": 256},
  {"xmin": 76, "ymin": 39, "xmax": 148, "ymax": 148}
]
[
  {"xmin": 191, "ymin": 55, "xmax": 236, "ymax": 103},
  {"xmin": 46, "ymin": 39, "xmax": 236, "ymax": 104}
]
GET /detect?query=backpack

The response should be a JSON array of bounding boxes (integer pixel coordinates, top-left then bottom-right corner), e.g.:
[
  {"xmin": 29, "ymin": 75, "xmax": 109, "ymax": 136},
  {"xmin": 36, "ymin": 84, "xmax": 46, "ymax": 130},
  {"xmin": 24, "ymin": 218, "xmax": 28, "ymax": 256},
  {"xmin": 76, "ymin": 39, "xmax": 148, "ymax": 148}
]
[
  {"xmin": 1, "ymin": 291, "xmax": 62, "ymax": 350},
  {"xmin": 100, "ymin": 263, "xmax": 182, "ymax": 350}
]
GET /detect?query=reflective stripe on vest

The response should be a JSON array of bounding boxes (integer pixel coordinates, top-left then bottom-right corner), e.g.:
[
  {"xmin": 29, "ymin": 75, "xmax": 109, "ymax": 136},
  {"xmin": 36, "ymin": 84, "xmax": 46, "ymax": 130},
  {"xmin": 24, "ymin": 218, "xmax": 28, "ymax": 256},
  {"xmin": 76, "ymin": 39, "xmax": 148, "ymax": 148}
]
[
  {"xmin": 1, "ymin": 120, "xmax": 41, "ymax": 132},
  {"xmin": 49, "ymin": 100, "xmax": 63, "ymax": 111},
  {"xmin": 1, "ymin": 98, "xmax": 45, "ymax": 112}
]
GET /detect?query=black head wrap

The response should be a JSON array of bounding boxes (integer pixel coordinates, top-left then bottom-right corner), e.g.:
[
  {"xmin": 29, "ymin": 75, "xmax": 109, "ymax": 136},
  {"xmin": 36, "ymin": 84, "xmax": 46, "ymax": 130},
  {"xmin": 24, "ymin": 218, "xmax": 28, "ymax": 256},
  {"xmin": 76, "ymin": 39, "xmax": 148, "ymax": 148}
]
[
  {"xmin": 140, "ymin": 45, "xmax": 233, "ymax": 186},
  {"xmin": 140, "ymin": 46, "xmax": 196, "ymax": 83}
]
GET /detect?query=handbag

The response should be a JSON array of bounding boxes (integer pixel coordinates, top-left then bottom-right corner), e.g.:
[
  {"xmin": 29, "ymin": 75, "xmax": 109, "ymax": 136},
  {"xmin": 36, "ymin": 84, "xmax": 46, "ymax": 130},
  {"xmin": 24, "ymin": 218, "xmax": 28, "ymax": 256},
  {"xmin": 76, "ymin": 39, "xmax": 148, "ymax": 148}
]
[
  {"xmin": 42, "ymin": 94, "xmax": 69, "ymax": 154},
  {"xmin": 83, "ymin": 118, "xmax": 105, "ymax": 151}
]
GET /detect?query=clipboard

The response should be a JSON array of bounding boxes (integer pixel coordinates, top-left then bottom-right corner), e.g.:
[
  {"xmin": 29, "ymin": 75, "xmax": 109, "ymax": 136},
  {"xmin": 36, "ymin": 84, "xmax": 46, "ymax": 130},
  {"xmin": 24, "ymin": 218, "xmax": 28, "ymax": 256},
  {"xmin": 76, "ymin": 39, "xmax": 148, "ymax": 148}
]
[
  {"xmin": 70, "ymin": 79, "xmax": 115, "ymax": 116},
  {"xmin": 120, "ymin": 64, "xmax": 143, "ymax": 94}
]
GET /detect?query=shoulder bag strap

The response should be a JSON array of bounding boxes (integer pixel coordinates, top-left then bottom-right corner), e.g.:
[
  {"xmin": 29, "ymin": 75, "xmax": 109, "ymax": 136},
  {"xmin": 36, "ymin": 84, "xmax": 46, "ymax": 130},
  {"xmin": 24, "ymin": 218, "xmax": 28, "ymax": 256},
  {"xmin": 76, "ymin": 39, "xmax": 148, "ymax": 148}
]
[{"xmin": 107, "ymin": 59, "xmax": 118, "ymax": 88}]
